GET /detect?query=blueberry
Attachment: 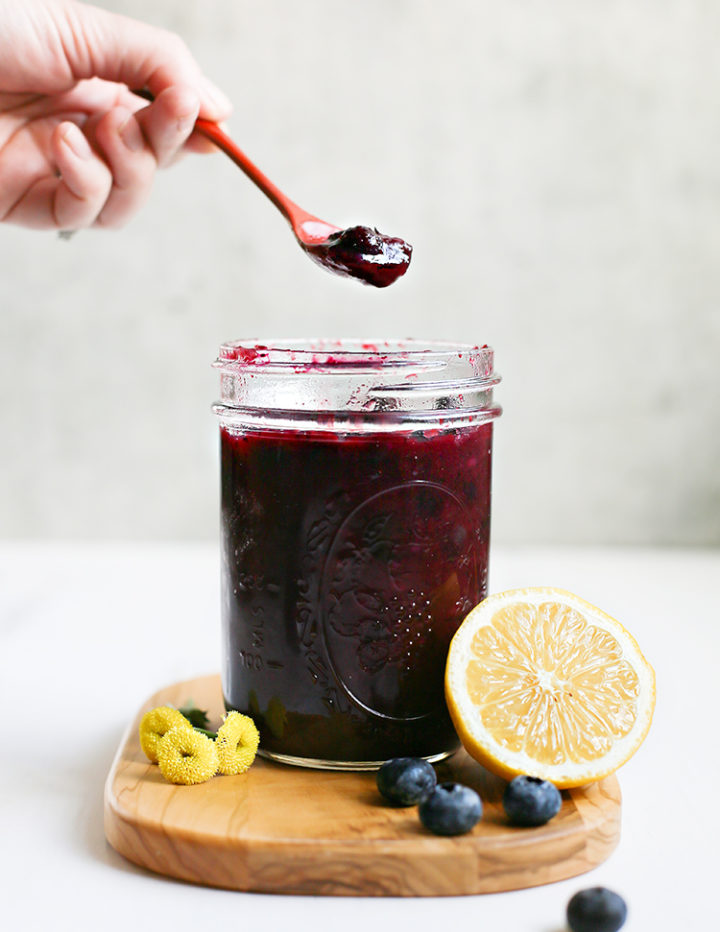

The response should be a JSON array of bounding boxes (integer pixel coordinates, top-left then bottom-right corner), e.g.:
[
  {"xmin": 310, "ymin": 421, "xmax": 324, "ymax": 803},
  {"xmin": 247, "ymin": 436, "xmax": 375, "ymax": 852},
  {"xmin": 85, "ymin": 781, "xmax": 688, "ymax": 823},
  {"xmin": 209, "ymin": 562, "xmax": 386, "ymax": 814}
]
[
  {"xmin": 418, "ymin": 782, "xmax": 482, "ymax": 836},
  {"xmin": 502, "ymin": 775, "xmax": 562, "ymax": 827},
  {"xmin": 567, "ymin": 887, "xmax": 628, "ymax": 932},
  {"xmin": 376, "ymin": 758, "xmax": 437, "ymax": 806}
]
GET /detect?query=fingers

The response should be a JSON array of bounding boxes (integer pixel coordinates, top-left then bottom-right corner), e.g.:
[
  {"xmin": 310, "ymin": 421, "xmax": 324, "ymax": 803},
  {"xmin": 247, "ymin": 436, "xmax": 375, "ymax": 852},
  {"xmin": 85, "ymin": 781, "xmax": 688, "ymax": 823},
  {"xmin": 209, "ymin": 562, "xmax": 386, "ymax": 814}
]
[
  {"xmin": 0, "ymin": 76, "xmax": 222, "ymax": 230},
  {"xmin": 45, "ymin": 79, "xmax": 218, "ymax": 160},
  {"xmin": 52, "ymin": 123, "xmax": 112, "ymax": 229},
  {"xmin": 1, "ymin": 93, "xmax": 212, "ymax": 231},
  {"xmin": 133, "ymin": 85, "xmax": 200, "ymax": 168},
  {"xmin": 90, "ymin": 108, "xmax": 156, "ymax": 228},
  {"xmin": 2, "ymin": 121, "xmax": 113, "ymax": 229},
  {"xmin": 69, "ymin": 4, "xmax": 232, "ymax": 123}
]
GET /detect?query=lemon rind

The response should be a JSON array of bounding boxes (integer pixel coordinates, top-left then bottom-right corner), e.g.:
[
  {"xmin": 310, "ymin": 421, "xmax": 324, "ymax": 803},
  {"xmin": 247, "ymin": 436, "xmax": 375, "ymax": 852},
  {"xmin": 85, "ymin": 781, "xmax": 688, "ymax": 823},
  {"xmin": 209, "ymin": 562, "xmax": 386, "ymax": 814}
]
[{"xmin": 445, "ymin": 587, "xmax": 656, "ymax": 788}]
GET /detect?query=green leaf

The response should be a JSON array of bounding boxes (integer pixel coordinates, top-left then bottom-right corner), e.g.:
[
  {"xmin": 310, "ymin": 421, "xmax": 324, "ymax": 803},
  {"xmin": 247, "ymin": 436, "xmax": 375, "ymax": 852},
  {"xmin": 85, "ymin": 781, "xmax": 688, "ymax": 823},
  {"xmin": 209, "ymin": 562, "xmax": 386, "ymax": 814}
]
[{"xmin": 178, "ymin": 702, "xmax": 210, "ymax": 730}]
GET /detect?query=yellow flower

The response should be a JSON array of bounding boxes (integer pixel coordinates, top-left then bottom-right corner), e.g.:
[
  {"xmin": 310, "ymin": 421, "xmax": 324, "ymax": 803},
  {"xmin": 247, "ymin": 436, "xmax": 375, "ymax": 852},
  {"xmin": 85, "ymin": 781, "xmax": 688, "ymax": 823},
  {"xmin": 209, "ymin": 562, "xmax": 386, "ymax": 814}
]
[
  {"xmin": 139, "ymin": 705, "xmax": 192, "ymax": 763},
  {"xmin": 216, "ymin": 711, "xmax": 260, "ymax": 775},
  {"xmin": 157, "ymin": 727, "xmax": 219, "ymax": 785}
]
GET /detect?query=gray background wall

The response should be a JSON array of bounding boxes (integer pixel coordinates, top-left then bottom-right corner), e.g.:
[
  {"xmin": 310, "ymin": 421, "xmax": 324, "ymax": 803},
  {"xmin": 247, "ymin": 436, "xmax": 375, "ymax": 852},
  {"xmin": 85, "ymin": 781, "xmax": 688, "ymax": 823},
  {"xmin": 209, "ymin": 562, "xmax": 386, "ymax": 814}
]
[{"xmin": 1, "ymin": 0, "xmax": 718, "ymax": 544}]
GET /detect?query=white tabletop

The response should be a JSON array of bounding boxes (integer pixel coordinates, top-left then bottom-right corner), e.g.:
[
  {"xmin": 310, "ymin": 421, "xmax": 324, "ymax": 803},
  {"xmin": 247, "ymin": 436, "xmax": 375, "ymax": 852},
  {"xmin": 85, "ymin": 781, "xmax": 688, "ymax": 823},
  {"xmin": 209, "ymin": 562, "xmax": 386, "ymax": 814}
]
[{"xmin": 1, "ymin": 542, "xmax": 717, "ymax": 931}]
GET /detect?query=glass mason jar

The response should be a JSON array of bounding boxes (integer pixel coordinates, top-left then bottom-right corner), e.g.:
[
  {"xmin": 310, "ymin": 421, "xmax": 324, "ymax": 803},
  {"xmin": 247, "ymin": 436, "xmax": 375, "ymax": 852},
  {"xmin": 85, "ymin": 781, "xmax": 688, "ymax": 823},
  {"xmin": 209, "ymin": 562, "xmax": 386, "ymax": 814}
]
[{"xmin": 213, "ymin": 339, "xmax": 501, "ymax": 770}]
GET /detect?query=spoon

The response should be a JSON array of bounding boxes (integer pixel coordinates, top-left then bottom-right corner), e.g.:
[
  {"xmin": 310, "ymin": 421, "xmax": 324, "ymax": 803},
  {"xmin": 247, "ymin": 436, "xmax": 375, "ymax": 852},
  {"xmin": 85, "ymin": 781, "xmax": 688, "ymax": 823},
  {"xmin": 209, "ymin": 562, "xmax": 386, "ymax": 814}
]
[
  {"xmin": 134, "ymin": 90, "xmax": 412, "ymax": 287},
  {"xmin": 195, "ymin": 118, "xmax": 412, "ymax": 288}
]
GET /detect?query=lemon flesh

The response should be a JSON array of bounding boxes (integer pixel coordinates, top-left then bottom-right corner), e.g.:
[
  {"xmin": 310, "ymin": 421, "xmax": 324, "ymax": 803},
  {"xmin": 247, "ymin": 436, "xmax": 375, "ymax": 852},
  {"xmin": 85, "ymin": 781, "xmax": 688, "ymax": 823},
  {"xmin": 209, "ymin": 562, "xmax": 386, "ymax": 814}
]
[{"xmin": 445, "ymin": 587, "xmax": 656, "ymax": 788}]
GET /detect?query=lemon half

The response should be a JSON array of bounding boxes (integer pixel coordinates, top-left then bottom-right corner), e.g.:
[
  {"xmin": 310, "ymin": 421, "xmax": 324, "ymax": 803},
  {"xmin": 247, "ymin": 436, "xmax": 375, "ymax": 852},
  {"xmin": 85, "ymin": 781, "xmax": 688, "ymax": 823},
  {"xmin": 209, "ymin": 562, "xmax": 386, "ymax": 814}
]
[{"xmin": 445, "ymin": 587, "xmax": 656, "ymax": 788}]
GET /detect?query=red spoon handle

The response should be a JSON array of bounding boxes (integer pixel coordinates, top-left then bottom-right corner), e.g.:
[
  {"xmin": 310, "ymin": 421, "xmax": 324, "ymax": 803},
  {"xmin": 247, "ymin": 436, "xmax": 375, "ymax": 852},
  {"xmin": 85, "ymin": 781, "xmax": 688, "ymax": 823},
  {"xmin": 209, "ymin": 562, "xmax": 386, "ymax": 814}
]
[{"xmin": 195, "ymin": 118, "xmax": 304, "ymax": 227}]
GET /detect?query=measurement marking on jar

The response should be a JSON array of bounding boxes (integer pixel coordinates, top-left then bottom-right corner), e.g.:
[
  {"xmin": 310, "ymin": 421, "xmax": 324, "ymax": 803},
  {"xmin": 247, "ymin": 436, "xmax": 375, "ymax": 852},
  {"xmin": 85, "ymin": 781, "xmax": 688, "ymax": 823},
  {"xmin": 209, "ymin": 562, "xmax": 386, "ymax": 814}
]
[{"xmin": 236, "ymin": 650, "xmax": 284, "ymax": 671}]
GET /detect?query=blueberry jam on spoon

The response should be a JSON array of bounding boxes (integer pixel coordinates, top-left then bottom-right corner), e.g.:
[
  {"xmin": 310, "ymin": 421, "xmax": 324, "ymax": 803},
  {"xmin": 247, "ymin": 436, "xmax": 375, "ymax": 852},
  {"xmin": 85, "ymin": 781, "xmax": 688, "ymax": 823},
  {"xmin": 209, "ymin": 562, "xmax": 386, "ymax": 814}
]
[
  {"xmin": 132, "ymin": 89, "xmax": 411, "ymax": 288},
  {"xmin": 302, "ymin": 225, "xmax": 412, "ymax": 288}
]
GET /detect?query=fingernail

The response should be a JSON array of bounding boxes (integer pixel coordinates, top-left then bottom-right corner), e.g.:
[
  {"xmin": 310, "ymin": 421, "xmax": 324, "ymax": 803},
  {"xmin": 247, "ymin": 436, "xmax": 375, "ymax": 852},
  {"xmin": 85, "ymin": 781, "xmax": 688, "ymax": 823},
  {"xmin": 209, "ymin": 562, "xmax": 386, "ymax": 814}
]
[
  {"xmin": 61, "ymin": 125, "xmax": 92, "ymax": 160},
  {"xmin": 118, "ymin": 116, "xmax": 143, "ymax": 152},
  {"xmin": 176, "ymin": 110, "xmax": 197, "ymax": 133}
]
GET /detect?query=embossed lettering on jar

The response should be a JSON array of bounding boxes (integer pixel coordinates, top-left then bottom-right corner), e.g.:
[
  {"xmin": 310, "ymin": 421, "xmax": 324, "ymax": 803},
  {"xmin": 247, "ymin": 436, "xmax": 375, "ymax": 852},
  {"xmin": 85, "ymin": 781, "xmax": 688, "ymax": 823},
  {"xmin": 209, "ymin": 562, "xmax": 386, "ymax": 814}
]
[{"xmin": 214, "ymin": 340, "xmax": 501, "ymax": 770}]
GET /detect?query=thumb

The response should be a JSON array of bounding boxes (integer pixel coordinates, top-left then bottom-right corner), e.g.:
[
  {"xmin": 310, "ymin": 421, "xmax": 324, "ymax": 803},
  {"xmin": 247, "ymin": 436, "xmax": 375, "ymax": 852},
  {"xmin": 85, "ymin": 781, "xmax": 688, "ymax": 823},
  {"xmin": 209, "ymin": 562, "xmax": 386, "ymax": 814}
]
[{"xmin": 64, "ymin": 1, "xmax": 231, "ymax": 120}]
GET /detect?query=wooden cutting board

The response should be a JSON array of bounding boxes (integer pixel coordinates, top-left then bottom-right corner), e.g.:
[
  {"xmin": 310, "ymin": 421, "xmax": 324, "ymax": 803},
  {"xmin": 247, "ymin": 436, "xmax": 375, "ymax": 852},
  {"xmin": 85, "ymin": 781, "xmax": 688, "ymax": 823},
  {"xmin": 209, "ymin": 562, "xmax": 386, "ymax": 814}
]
[{"xmin": 104, "ymin": 674, "xmax": 621, "ymax": 896}]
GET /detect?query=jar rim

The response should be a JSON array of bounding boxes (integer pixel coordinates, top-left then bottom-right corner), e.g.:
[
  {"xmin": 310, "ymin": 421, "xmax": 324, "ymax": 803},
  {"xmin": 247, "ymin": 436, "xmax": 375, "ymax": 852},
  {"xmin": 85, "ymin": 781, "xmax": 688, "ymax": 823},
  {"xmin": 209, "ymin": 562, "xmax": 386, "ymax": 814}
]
[
  {"xmin": 214, "ymin": 337, "xmax": 501, "ymax": 432},
  {"xmin": 215, "ymin": 338, "xmax": 492, "ymax": 372}
]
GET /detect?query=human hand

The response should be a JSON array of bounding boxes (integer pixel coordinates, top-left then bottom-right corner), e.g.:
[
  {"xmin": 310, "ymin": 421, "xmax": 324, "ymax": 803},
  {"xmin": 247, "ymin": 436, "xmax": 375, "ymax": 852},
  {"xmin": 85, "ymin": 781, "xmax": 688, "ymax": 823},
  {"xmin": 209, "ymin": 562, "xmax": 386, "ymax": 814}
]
[{"xmin": 0, "ymin": 0, "xmax": 231, "ymax": 230}]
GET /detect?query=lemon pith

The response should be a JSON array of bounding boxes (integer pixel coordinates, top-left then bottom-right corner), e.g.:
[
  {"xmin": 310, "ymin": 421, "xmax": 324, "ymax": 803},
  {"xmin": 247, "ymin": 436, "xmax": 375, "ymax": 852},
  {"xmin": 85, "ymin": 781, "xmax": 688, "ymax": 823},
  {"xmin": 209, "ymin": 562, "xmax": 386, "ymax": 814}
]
[{"xmin": 445, "ymin": 587, "xmax": 655, "ymax": 788}]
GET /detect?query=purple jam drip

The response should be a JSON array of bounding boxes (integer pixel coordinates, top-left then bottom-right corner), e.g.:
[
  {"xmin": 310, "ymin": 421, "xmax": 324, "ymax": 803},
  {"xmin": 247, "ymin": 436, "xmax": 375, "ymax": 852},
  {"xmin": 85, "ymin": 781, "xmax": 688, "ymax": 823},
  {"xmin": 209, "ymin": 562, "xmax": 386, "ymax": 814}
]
[
  {"xmin": 302, "ymin": 225, "xmax": 412, "ymax": 288},
  {"xmin": 221, "ymin": 422, "xmax": 493, "ymax": 763}
]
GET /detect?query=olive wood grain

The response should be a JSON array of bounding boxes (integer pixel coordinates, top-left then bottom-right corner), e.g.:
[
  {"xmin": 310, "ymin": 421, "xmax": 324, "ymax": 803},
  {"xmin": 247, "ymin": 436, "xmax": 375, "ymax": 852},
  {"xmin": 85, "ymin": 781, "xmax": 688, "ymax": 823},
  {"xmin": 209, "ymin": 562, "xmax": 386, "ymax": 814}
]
[{"xmin": 104, "ymin": 674, "xmax": 621, "ymax": 896}]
